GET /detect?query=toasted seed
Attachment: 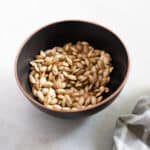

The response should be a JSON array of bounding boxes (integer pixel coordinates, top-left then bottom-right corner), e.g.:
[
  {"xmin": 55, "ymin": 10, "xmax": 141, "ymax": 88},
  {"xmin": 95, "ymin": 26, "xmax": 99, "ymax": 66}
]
[
  {"xmin": 72, "ymin": 68, "xmax": 80, "ymax": 74},
  {"xmin": 62, "ymin": 107, "xmax": 70, "ymax": 111},
  {"xmin": 85, "ymin": 97, "xmax": 91, "ymax": 106},
  {"xmin": 71, "ymin": 107, "xmax": 79, "ymax": 111},
  {"xmin": 96, "ymin": 96, "xmax": 103, "ymax": 102},
  {"xmin": 67, "ymin": 74, "xmax": 77, "ymax": 80},
  {"xmin": 62, "ymin": 71, "xmax": 68, "ymax": 77},
  {"xmin": 35, "ymin": 54, "xmax": 43, "ymax": 59},
  {"xmin": 106, "ymin": 77, "xmax": 110, "ymax": 82},
  {"xmin": 88, "ymin": 74, "xmax": 93, "ymax": 83},
  {"xmin": 64, "ymin": 43, "xmax": 72, "ymax": 51},
  {"xmin": 91, "ymin": 96, "xmax": 96, "ymax": 105},
  {"xmin": 81, "ymin": 105, "xmax": 86, "ymax": 109},
  {"xmin": 30, "ymin": 62, "xmax": 39, "ymax": 72},
  {"xmin": 46, "ymin": 105, "xmax": 54, "ymax": 109},
  {"xmin": 29, "ymin": 41, "xmax": 113, "ymax": 111},
  {"xmin": 34, "ymin": 73, "xmax": 39, "ymax": 79},
  {"xmin": 29, "ymin": 74, "xmax": 36, "ymax": 84},
  {"xmin": 52, "ymin": 65, "xmax": 58, "ymax": 75},
  {"xmin": 48, "ymin": 88, "xmax": 56, "ymax": 98},
  {"xmin": 56, "ymin": 89, "xmax": 66, "ymax": 94},
  {"xmin": 72, "ymin": 103, "xmax": 81, "ymax": 108},
  {"xmin": 84, "ymin": 58, "xmax": 89, "ymax": 66},
  {"xmin": 43, "ymin": 81, "xmax": 53, "ymax": 88},
  {"xmin": 56, "ymin": 47, "xmax": 63, "ymax": 53},
  {"xmin": 100, "ymin": 86, "xmax": 105, "ymax": 92},
  {"xmin": 42, "ymin": 88, "xmax": 49, "ymax": 95},
  {"xmin": 96, "ymin": 91, "xmax": 103, "ymax": 97},
  {"xmin": 78, "ymin": 75, "xmax": 87, "ymax": 82},
  {"xmin": 40, "ymin": 51, "xmax": 46, "ymax": 58},
  {"xmin": 88, "ymin": 50, "xmax": 93, "ymax": 57},
  {"xmin": 81, "ymin": 41, "xmax": 89, "ymax": 45},
  {"xmin": 39, "ymin": 77, "xmax": 47, "ymax": 86},
  {"xmin": 102, "ymin": 56, "xmax": 110, "ymax": 64},
  {"xmin": 104, "ymin": 87, "xmax": 109, "ymax": 93},
  {"xmin": 73, "ymin": 58, "xmax": 81, "ymax": 62},
  {"xmin": 34, "ymin": 80, "xmax": 40, "ymax": 89},
  {"xmin": 103, "ymin": 70, "xmax": 109, "ymax": 77},
  {"xmin": 53, "ymin": 104, "xmax": 62, "ymax": 110},
  {"xmin": 62, "ymin": 66, "xmax": 70, "ymax": 72},
  {"xmin": 48, "ymin": 72, "xmax": 53, "ymax": 81},
  {"xmin": 72, "ymin": 92, "xmax": 81, "ymax": 97},
  {"xmin": 54, "ymin": 80, "xmax": 66, "ymax": 89},
  {"xmin": 65, "ymin": 95, "xmax": 72, "ymax": 106},
  {"xmin": 45, "ymin": 56, "xmax": 53, "ymax": 64},
  {"xmin": 47, "ymin": 65, "xmax": 52, "ymax": 71},
  {"xmin": 61, "ymin": 98, "xmax": 66, "ymax": 107},
  {"xmin": 76, "ymin": 62, "xmax": 83, "ymax": 68},
  {"xmin": 37, "ymin": 91, "xmax": 44, "ymax": 102},
  {"xmin": 95, "ymin": 80, "xmax": 100, "ymax": 88},
  {"xmin": 83, "ymin": 92, "xmax": 88, "ymax": 98},
  {"xmin": 45, "ymin": 49, "xmax": 53, "ymax": 55},
  {"xmin": 76, "ymin": 43, "xmax": 82, "ymax": 50},
  {"xmin": 75, "ymin": 82, "xmax": 82, "ymax": 87},
  {"xmin": 57, "ymin": 94, "xmax": 64, "ymax": 100},
  {"xmin": 79, "ymin": 97, "xmax": 84, "ymax": 105},
  {"xmin": 32, "ymin": 88, "xmax": 37, "ymax": 96},
  {"xmin": 62, "ymin": 62, "xmax": 69, "ymax": 67},
  {"xmin": 109, "ymin": 67, "xmax": 114, "ymax": 72},
  {"xmin": 49, "ymin": 98, "xmax": 58, "ymax": 105},
  {"xmin": 81, "ymin": 60, "xmax": 86, "ymax": 65},
  {"xmin": 33, "ymin": 59, "xmax": 44, "ymax": 63},
  {"xmin": 59, "ymin": 74, "xmax": 65, "ymax": 81},
  {"xmin": 87, "ymin": 104, "xmax": 93, "ymax": 108},
  {"xmin": 66, "ymin": 56, "xmax": 72, "ymax": 65},
  {"xmin": 40, "ymin": 66, "xmax": 47, "ymax": 72}
]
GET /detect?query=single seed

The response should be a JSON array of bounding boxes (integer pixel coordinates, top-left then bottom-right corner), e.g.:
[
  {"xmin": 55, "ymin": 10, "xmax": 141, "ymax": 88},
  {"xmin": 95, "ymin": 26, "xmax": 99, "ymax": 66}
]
[
  {"xmin": 53, "ymin": 104, "xmax": 62, "ymax": 110},
  {"xmin": 40, "ymin": 50, "xmax": 46, "ymax": 58},
  {"xmin": 40, "ymin": 77, "xmax": 47, "ymax": 86},
  {"xmin": 52, "ymin": 65, "xmax": 58, "ymax": 75},
  {"xmin": 91, "ymin": 96, "xmax": 96, "ymax": 105},
  {"xmin": 42, "ymin": 88, "xmax": 49, "ymax": 95},
  {"xmin": 62, "ymin": 107, "xmax": 70, "ymax": 111},
  {"xmin": 97, "ymin": 96, "xmax": 103, "ymax": 102},
  {"xmin": 49, "ymin": 98, "xmax": 58, "ymax": 105},
  {"xmin": 37, "ymin": 91, "xmax": 44, "ymax": 102},
  {"xmin": 79, "ymin": 97, "xmax": 84, "ymax": 105},
  {"xmin": 65, "ymin": 95, "xmax": 72, "ymax": 106},
  {"xmin": 72, "ymin": 103, "xmax": 81, "ymax": 108},
  {"xmin": 85, "ymin": 97, "xmax": 91, "ymax": 106},
  {"xmin": 29, "ymin": 74, "xmax": 36, "ymax": 84},
  {"xmin": 46, "ymin": 105, "xmax": 54, "ymax": 109},
  {"xmin": 48, "ymin": 88, "xmax": 56, "ymax": 98},
  {"xmin": 72, "ymin": 107, "xmax": 79, "ymax": 111},
  {"xmin": 40, "ymin": 66, "xmax": 47, "ymax": 72}
]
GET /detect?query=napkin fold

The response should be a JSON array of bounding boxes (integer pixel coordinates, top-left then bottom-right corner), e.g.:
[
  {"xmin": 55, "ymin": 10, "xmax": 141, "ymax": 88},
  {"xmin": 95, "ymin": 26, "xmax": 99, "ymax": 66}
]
[{"xmin": 113, "ymin": 96, "xmax": 150, "ymax": 150}]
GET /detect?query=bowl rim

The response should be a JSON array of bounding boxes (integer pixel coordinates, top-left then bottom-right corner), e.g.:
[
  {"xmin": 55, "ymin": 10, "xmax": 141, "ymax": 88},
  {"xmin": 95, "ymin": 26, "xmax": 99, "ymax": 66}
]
[{"xmin": 14, "ymin": 19, "xmax": 130, "ymax": 113}]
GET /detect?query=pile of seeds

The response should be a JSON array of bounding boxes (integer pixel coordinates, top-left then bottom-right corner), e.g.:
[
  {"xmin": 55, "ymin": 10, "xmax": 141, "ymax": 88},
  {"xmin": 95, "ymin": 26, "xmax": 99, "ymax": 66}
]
[{"xmin": 29, "ymin": 41, "xmax": 113, "ymax": 111}]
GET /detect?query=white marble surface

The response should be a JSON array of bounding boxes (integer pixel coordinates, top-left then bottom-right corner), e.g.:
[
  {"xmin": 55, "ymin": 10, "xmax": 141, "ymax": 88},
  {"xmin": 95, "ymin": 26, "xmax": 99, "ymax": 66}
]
[{"xmin": 0, "ymin": 0, "xmax": 150, "ymax": 149}]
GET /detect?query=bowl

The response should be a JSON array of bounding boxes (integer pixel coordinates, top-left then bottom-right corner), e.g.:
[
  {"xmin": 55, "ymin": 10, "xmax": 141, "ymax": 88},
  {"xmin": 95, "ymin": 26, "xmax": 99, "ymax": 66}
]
[{"xmin": 15, "ymin": 20, "xmax": 130, "ymax": 119}]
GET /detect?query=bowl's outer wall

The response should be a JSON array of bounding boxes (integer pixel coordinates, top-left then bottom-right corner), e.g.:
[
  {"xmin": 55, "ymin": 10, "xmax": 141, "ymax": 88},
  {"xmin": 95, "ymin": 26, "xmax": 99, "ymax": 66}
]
[{"xmin": 16, "ymin": 21, "xmax": 129, "ymax": 118}]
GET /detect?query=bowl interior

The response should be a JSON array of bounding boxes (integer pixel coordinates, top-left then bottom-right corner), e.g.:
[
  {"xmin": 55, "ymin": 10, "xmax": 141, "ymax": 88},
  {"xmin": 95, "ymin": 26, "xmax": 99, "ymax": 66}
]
[{"xmin": 16, "ymin": 21, "xmax": 129, "ymax": 107}]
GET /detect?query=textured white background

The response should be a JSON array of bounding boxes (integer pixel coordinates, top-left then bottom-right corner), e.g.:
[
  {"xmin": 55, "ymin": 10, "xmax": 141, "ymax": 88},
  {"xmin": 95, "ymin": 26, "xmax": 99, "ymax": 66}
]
[{"xmin": 0, "ymin": 0, "xmax": 150, "ymax": 150}]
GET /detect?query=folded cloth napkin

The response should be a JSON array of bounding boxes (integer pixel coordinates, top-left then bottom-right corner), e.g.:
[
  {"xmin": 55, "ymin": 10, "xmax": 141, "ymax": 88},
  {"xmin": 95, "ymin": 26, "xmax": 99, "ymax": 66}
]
[{"xmin": 113, "ymin": 96, "xmax": 150, "ymax": 150}]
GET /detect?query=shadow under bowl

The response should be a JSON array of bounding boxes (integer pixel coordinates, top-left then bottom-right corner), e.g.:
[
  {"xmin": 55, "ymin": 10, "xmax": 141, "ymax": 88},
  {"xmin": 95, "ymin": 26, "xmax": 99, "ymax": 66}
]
[{"xmin": 15, "ymin": 20, "xmax": 130, "ymax": 119}]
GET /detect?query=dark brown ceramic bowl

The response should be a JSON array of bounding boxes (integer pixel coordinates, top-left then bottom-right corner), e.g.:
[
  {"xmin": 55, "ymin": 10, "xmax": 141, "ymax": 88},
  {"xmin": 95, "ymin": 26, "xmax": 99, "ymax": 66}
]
[{"xmin": 15, "ymin": 20, "xmax": 130, "ymax": 119}]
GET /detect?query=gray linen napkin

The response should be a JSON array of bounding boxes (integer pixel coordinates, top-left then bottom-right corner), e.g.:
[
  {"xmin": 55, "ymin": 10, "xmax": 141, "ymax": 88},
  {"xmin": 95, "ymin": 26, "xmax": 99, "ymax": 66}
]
[{"xmin": 113, "ymin": 96, "xmax": 150, "ymax": 150}]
